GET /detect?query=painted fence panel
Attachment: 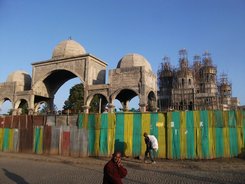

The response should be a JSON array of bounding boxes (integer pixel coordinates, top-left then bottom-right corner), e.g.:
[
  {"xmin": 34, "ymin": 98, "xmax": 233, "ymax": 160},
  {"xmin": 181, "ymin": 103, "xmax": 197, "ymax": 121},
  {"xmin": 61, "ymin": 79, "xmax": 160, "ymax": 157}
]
[
  {"xmin": 2, "ymin": 128, "xmax": 10, "ymax": 151},
  {"xmin": 199, "ymin": 111, "xmax": 210, "ymax": 159},
  {"xmin": 33, "ymin": 126, "xmax": 43, "ymax": 154},
  {"xmin": 0, "ymin": 111, "xmax": 244, "ymax": 159},
  {"xmin": 132, "ymin": 113, "xmax": 142, "ymax": 157},
  {"xmin": 12, "ymin": 129, "xmax": 19, "ymax": 152},
  {"xmin": 61, "ymin": 126, "xmax": 70, "ymax": 156},
  {"xmin": 115, "ymin": 113, "xmax": 125, "ymax": 156},
  {"xmin": 79, "ymin": 128, "xmax": 88, "ymax": 157},
  {"xmin": 19, "ymin": 126, "xmax": 33, "ymax": 153},
  {"xmin": 46, "ymin": 116, "xmax": 55, "ymax": 126},
  {"xmin": 99, "ymin": 114, "xmax": 109, "ymax": 156},
  {"xmin": 43, "ymin": 126, "xmax": 51, "ymax": 154},
  {"xmin": 70, "ymin": 126, "xmax": 80, "ymax": 157},
  {"xmin": 50, "ymin": 126, "xmax": 60, "ymax": 155},
  {"xmin": 186, "ymin": 111, "xmax": 195, "ymax": 159}
]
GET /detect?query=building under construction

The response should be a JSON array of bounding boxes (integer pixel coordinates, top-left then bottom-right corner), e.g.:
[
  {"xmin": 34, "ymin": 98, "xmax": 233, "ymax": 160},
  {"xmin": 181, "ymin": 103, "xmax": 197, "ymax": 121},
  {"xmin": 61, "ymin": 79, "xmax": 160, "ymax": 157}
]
[{"xmin": 157, "ymin": 49, "xmax": 240, "ymax": 111}]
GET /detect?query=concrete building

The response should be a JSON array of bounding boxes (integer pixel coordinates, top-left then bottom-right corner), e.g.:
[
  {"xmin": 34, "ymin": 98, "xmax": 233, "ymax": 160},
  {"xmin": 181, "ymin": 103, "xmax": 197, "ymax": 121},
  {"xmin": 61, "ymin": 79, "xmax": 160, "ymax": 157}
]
[
  {"xmin": 158, "ymin": 49, "xmax": 240, "ymax": 111},
  {"xmin": 0, "ymin": 39, "xmax": 157, "ymax": 114}
]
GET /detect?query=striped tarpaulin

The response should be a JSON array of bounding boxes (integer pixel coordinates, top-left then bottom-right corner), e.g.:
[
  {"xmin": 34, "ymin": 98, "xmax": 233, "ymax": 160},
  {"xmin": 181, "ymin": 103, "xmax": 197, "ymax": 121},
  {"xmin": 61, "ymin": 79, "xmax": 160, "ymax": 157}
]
[
  {"xmin": 214, "ymin": 110, "xmax": 224, "ymax": 158},
  {"xmin": 0, "ymin": 128, "xmax": 3, "ymax": 151},
  {"xmin": 115, "ymin": 113, "xmax": 125, "ymax": 156},
  {"xmin": 115, "ymin": 113, "xmax": 166, "ymax": 158},
  {"xmin": 3, "ymin": 128, "xmax": 10, "ymax": 151},
  {"xmin": 87, "ymin": 114, "xmax": 97, "ymax": 156},
  {"xmin": 99, "ymin": 114, "xmax": 109, "ymax": 156},
  {"xmin": 0, "ymin": 128, "xmax": 18, "ymax": 152},
  {"xmin": 229, "ymin": 111, "xmax": 238, "ymax": 157},
  {"xmin": 132, "ymin": 113, "xmax": 142, "ymax": 157},
  {"xmin": 186, "ymin": 111, "xmax": 195, "ymax": 159},
  {"xmin": 0, "ymin": 111, "xmax": 244, "ymax": 159},
  {"xmin": 33, "ymin": 126, "xmax": 43, "ymax": 154}
]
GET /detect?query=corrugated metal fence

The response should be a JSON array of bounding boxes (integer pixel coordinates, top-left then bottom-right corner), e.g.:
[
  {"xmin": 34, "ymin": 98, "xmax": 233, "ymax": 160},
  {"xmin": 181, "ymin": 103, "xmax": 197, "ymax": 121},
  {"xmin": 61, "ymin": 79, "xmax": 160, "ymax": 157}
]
[{"xmin": 0, "ymin": 110, "xmax": 244, "ymax": 159}]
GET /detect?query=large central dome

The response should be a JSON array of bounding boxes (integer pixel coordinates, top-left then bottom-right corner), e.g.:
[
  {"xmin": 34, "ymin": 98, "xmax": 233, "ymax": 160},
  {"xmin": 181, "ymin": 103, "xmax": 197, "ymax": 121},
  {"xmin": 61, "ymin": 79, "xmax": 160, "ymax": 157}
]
[
  {"xmin": 52, "ymin": 39, "xmax": 86, "ymax": 59},
  {"xmin": 117, "ymin": 53, "xmax": 152, "ymax": 72}
]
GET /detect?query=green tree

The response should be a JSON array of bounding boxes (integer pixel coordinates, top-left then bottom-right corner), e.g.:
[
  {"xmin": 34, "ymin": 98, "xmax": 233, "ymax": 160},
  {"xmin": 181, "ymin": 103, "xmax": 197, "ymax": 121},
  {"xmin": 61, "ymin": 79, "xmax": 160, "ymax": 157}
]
[
  {"xmin": 63, "ymin": 83, "xmax": 101, "ymax": 113},
  {"xmin": 90, "ymin": 95, "xmax": 100, "ymax": 113},
  {"xmin": 38, "ymin": 103, "xmax": 58, "ymax": 114},
  {"xmin": 21, "ymin": 104, "xmax": 28, "ymax": 114},
  {"xmin": 63, "ymin": 83, "xmax": 84, "ymax": 113}
]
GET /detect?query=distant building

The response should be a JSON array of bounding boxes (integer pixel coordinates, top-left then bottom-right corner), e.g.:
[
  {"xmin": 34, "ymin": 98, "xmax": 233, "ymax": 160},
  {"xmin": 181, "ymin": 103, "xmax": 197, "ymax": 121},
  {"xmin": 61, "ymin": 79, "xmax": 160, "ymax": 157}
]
[{"xmin": 158, "ymin": 49, "xmax": 240, "ymax": 111}]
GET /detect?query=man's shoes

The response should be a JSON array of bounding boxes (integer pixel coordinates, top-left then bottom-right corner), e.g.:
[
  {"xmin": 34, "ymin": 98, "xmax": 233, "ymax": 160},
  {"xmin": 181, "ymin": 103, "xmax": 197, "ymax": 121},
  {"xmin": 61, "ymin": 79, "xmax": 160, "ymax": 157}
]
[{"xmin": 152, "ymin": 161, "xmax": 156, "ymax": 164}]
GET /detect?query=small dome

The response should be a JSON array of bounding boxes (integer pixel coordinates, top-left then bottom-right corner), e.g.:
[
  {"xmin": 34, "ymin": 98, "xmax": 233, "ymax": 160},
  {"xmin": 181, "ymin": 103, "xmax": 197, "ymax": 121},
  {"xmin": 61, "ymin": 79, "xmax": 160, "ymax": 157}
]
[
  {"xmin": 117, "ymin": 53, "xmax": 152, "ymax": 72},
  {"xmin": 52, "ymin": 39, "xmax": 86, "ymax": 59},
  {"xmin": 6, "ymin": 71, "xmax": 32, "ymax": 91}
]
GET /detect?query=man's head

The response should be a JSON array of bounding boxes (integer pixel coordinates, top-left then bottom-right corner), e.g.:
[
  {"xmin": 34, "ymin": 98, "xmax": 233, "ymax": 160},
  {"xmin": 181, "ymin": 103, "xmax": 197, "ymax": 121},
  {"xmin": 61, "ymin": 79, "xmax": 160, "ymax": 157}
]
[
  {"xmin": 112, "ymin": 151, "xmax": 121, "ymax": 163},
  {"xmin": 143, "ymin": 132, "xmax": 148, "ymax": 138}
]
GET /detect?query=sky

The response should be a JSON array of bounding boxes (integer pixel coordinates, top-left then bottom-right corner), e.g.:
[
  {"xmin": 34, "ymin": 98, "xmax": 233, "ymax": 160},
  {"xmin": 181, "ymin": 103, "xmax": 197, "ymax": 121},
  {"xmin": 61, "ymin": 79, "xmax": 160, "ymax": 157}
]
[{"xmin": 0, "ymin": 0, "xmax": 245, "ymax": 113}]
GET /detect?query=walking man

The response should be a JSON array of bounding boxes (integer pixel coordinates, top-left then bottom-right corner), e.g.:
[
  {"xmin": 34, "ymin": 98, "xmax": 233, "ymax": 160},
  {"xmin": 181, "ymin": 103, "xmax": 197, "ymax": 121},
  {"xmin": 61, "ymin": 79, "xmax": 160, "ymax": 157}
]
[{"xmin": 143, "ymin": 132, "xmax": 158, "ymax": 164}]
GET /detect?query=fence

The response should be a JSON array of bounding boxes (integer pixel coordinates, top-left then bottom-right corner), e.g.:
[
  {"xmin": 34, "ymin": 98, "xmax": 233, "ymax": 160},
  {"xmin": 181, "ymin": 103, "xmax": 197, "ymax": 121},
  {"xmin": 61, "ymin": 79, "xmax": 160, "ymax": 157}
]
[{"xmin": 0, "ymin": 110, "xmax": 244, "ymax": 159}]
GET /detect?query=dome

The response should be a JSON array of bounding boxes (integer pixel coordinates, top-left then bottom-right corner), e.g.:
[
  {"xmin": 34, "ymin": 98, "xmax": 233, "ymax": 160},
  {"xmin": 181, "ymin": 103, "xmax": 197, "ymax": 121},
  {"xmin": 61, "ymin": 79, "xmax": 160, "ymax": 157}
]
[
  {"xmin": 52, "ymin": 39, "xmax": 86, "ymax": 59},
  {"xmin": 6, "ymin": 71, "xmax": 32, "ymax": 91},
  {"xmin": 117, "ymin": 53, "xmax": 152, "ymax": 72}
]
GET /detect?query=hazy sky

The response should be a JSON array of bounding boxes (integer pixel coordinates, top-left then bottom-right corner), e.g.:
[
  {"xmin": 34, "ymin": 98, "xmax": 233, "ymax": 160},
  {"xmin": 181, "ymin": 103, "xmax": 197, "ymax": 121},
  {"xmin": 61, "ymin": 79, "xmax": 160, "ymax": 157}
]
[{"xmin": 0, "ymin": 0, "xmax": 244, "ymax": 112}]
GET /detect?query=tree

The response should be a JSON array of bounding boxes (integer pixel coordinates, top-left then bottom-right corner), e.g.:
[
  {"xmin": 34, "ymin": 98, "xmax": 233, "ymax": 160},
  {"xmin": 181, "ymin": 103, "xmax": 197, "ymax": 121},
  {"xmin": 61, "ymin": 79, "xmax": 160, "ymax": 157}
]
[
  {"xmin": 63, "ymin": 83, "xmax": 100, "ymax": 113},
  {"xmin": 63, "ymin": 83, "xmax": 84, "ymax": 113},
  {"xmin": 38, "ymin": 103, "xmax": 58, "ymax": 115},
  {"xmin": 21, "ymin": 103, "xmax": 29, "ymax": 114},
  {"xmin": 90, "ymin": 94, "xmax": 100, "ymax": 113}
]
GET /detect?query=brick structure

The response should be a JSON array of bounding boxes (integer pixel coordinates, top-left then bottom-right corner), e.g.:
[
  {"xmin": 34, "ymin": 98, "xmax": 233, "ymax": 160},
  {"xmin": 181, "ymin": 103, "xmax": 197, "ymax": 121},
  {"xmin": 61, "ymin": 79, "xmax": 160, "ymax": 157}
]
[{"xmin": 0, "ymin": 39, "xmax": 157, "ymax": 114}]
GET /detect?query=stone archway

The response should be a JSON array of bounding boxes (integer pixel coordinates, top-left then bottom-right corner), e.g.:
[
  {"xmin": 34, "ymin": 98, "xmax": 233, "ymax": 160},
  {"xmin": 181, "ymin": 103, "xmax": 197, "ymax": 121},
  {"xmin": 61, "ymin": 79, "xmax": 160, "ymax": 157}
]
[
  {"xmin": 13, "ymin": 99, "xmax": 28, "ymax": 115},
  {"xmin": 147, "ymin": 91, "xmax": 157, "ymax": 112},
  {"xmin": 32, "ymin": 69, "xmax": 83, "ymax": 113},
  {"xmin": 30, "ymin": 39, "xmax": 107, "ymax": 113},
  {"xmin": 0, "ymin": 98, "xmax": 13, "ymax": 115},
  {"xmin": 0, "ymin": 39, "xmax": 158, "ymax": 114},
  {"xmin": 112, "ymin": 88, "xmax": 139, "ymax": 111},
  {"xmin": 86, "ymin": 93, "xmax": 108, "ymax": 113}
]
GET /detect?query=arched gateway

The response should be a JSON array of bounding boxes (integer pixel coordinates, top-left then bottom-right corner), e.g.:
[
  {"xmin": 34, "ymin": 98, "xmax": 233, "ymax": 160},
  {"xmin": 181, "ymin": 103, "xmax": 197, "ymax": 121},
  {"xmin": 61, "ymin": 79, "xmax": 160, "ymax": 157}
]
[{"xmin": 0, "ymin": 39, "xmax": 157, "ymax": 114}]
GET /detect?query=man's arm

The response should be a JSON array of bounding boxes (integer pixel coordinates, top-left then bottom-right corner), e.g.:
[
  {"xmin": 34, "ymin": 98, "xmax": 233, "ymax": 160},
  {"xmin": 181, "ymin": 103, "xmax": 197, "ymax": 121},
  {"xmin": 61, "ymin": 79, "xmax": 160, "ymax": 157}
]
[{"xmin": 118, "ymin": 165, "xmax": 127, "ymax": 178}]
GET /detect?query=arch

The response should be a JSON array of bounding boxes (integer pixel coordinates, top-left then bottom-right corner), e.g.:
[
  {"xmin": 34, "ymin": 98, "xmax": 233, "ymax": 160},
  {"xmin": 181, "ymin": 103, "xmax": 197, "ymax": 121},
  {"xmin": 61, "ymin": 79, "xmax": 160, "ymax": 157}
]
[
  {"xmin": 87, "ymin": 94, "xmax": 108, "ymax": 113},
  {"xmin": 0, "ymin": 97, "xmax": 13, "ymax": 106},
  {"xmin": 14, "ymin": 98, "xmax": 29, "ymax": 109},
  {"xmin": 14, "ymin": 99, "xmax": 29, "ymax": 114},
  {"xmin": 33, "ymin": 69, "xmax": 84, "ymax": 98},
  {"xmin": 147, "ymin": 91, "xmax": 157, "ymax": 112},
  {"xmin": 111, "ymin": 88, "xmax": 139, "ymax": 102},
  {"xmin": 0, "ymin": 98, "xmax": 13, "ymax": 114},
  {"xmin": 86, "ymin": 92, "xmax": 109, "ymax": 107},
  {"xmin": 34, "ymin": 101, "xmax": 49, "ymax": 113},
  {"xmin": 111, "ymin": 88, "xmax": 139, "ymax": 111}
]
